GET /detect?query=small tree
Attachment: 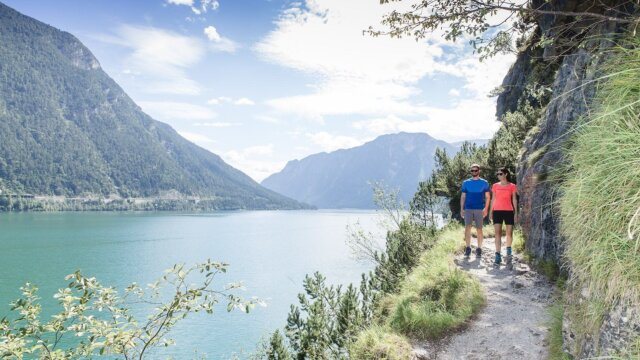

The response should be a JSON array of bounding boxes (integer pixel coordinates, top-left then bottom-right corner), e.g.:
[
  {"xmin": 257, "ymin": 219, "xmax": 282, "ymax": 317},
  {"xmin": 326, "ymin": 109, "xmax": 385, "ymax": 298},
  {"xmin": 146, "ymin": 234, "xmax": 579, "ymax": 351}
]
[
  {"xmin": 265, "ymin": 330, "xmax": 291, "ymax": 360},
  {"xmin": 409, "ymin": 173, "xmax": 441, "ymax": 229}
]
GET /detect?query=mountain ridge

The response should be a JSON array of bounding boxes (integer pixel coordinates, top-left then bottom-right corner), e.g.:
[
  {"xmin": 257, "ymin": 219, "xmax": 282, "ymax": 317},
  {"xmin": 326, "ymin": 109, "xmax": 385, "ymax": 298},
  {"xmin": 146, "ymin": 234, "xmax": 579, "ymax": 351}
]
[
  {"xmin": 262, "ymin": 132, "xmax": 474, "ymax": 209},
  {"xmin": 0, "ymin": 2, "xmax": 307, "ymax": 210}
]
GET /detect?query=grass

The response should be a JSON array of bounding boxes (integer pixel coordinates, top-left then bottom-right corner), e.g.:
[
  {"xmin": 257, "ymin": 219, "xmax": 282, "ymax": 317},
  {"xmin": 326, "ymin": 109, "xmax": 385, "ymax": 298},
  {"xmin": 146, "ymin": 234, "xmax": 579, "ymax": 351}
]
[
  {"xmin": 528, "ymin": 144, "xmax": 549, "ymax": 166},
  {"xmin": 349, "ymin": 325, "xmax": 413, "ymax": 360},
  {"xmin": 471, "ymin": 224, "xmax": 495, "ymax": 238},
  {"xmin": 539, "ymin": 259, "xmax": 560, "ymax": 283},
  {"xmin": 559, "ymin": 37, "xmax": 640, "ymax": 313},
  {"xmin": 384, "ymin": 226, "xmax": 484, "ymax": 339},
  {"xmin": 353, "ymin": 225, "xmax": 484, "ymax": 354},
  {"xmin": 547, "ymin": 304, "xmax": 571, "ymax": 360},
  {"xmin": 512, "ymin": 228, "xmax": 525, "ymax": 253}
]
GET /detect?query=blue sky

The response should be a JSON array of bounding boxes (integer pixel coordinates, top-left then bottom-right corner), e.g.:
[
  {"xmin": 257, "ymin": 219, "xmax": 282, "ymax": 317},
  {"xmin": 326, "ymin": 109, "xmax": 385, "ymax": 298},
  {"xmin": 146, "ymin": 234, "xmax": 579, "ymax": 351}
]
[{"xmin": 4, "ymin": 0, "xmax": 515, "ymax": 181}]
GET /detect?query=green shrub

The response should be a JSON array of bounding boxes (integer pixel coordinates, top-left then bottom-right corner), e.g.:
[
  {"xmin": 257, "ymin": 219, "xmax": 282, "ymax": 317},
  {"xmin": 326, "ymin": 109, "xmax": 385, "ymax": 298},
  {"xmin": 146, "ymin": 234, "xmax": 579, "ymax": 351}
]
[{"xmin": 349, "ymin": 326, "xmax": 413, "ymax": 360}]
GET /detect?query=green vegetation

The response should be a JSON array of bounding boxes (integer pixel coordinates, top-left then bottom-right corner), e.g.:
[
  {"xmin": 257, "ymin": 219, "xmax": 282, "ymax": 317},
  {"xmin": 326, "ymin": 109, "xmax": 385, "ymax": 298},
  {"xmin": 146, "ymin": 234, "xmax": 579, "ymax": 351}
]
[
  {"xmin": 384, "ymin": 226, "xmax": 484, "ymax": 339},
  {"xmin": 261, "ymin": 214, "xmax": 483, "ymax": 358},
  {"xmin": 0, "ymin": 261, "xmax": 257, "ymax": 358},
  {"xmin": 431, "ymin": 102, "xmax": 541, "ymax": 220},
  {"xmin": 559, "ymin": 38, "xmax": 640, "ymax": 349},
  {"xmin": 433, "ymin": 142, "xmax": 487, "ymax": 219},
  {"xmin": 547, "ymin": 304, "xmax": 570, "ymax": 360},
  {"xmin": 0, "ymin": 195, "xmax": 292, "ymax": 212},
  {"xmin": 374, "ymin": 1, "xmax": 638, "ymax": 60},
  {"xmin": 0, "ymin": 4, "xmax": 306, "ymax": 210},
  {"xmin": 512, "ymin": 229, "xmax": 525, "ymax": 254},
  {"xmin": 349, "ymin": 326, "xmax": 413, "ymax": 360}
]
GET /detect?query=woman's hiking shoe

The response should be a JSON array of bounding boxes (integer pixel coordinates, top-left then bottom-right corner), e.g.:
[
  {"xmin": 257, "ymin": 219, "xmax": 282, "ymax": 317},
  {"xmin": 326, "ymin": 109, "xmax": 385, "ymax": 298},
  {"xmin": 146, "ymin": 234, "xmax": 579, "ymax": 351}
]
[
  {"xmin": 494, "ymin": 252, "xmax": 502, "ymax": 265},
  {"xmin": 506, "ymin": 247, "xmax": 512, "ymax": 256},
  {"xmin": 464, "ymin": 246, "xmax": 472, "ymax": 258},
  {"xmin": 475, "ymin": 247, "xmax": 482, "ymax": 258}
]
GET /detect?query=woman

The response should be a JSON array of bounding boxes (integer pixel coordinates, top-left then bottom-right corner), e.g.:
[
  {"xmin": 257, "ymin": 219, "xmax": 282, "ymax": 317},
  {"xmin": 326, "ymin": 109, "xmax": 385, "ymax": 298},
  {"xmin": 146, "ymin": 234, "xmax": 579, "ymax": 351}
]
[{"xmin": 489, "ymin": 167, "xmax": 518, "ymax": 265}]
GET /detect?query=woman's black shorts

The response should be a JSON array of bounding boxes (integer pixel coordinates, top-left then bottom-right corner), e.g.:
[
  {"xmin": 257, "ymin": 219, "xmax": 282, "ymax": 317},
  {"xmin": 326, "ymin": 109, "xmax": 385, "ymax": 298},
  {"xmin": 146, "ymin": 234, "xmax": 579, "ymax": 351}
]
[{"xmin": 493, "ymin": 210, "xmax": 514, "ymax": 225}]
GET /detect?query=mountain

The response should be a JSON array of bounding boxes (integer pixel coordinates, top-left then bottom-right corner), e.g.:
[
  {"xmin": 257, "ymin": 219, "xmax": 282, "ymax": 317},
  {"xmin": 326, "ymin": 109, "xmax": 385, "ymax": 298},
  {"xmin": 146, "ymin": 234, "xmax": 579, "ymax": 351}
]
[
  {"xmin": 261, "ymin": 132, "xmax": 460, "ymax": 208},
  {"xmin": 0, "ymin": 2, "xmax": 307, "ymax": 210}
]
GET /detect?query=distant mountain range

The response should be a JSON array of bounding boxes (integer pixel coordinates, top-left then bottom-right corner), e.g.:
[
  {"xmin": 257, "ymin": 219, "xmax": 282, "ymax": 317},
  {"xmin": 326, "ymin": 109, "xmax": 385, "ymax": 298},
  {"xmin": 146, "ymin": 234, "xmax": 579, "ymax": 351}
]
[
  {"xmin": 262, "ymin": 132, "xmax": 482, "ymax": 209},
  {"xmin": 0, "ymin": 2, "xmax": 307, "ymax": 210}
]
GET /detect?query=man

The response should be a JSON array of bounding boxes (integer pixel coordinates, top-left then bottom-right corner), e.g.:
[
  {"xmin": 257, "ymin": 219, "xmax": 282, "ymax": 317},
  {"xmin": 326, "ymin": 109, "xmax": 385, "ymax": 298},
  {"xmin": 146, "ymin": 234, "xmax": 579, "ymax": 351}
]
[{"xmin": 460, "ymin": 164, "xmax": 490, "ymax": 258}]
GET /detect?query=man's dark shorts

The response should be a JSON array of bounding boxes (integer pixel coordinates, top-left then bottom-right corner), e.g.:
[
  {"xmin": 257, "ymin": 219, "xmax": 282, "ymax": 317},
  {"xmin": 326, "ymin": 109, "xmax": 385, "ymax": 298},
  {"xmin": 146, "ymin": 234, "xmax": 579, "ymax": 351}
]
[{"xmin": 492, "ymin": 210, "xmax": 514, "ymax": 225}]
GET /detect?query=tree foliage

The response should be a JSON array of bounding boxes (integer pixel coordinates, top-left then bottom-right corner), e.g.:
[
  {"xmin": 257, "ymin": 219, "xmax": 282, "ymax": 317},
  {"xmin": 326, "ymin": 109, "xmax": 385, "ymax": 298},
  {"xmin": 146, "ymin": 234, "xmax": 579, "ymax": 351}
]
[
  {"xmin": 0, "ymin": 261, "xmax": 257, "ymax": 359},
  {"xmin": 371, "ymin": 0, "xmax": 639, "ymax": 59},
  {"xmin": 264, "ymin": 185, "xmax": 435, "ymax": 358},
  {"xmin": 409, "ymin": 173, "xmax": 445, "ymax": 228},
  {"xmin": 431, "ymin": 142, "xmax": 487, "ymax": 219}
]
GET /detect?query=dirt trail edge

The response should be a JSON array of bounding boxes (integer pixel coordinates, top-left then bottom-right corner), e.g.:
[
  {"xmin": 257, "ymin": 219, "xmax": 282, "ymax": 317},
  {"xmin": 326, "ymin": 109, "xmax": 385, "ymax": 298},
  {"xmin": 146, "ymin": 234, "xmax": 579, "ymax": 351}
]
[{"xmin": 413, "ymin": 237, "xmax": 555, "ymax": 360}]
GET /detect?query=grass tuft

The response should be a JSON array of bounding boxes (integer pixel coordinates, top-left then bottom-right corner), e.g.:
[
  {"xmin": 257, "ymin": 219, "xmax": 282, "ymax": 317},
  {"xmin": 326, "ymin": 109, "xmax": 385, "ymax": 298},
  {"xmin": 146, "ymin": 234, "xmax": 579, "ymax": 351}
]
[
  {"xmin": 349, "ymin": 325, "xmax": 413, "ymax": 360},
  {"xmin": 559, "ymin": 37, "xmax": 640, "ymax": 311},
  {"xmin": 512, "ymin": 228, "xmax": 525, "ymax": 254},
  {"xmin": 547, "ymin": 304, "xmax": 571, "ymax": 360},
  {"xmin": 384, "ymin": 226, "xmax": 484, "ymax": 339}
]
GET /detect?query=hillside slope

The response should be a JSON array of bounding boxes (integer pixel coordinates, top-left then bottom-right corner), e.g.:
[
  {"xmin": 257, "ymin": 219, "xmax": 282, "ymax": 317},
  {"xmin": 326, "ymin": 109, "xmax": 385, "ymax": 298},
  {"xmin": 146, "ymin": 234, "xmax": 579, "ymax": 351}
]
[{"xmin": 0, "ymin": 2, "xmax": 305, "ymax": 210}]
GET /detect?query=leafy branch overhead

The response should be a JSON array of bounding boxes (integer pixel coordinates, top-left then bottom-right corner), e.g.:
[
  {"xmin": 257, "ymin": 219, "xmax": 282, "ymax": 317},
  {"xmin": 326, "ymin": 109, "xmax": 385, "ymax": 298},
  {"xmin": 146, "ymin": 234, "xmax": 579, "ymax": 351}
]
[{"xmin": 370, "ymin": 0, "xmax": 640, "ymax": 58}]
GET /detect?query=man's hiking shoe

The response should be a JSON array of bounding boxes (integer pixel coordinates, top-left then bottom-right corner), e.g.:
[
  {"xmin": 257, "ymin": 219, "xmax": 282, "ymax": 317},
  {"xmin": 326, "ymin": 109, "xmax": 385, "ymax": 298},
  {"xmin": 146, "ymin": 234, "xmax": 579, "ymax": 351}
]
[
  {"xmin": 494, "ymin": 252, "xmax": 502, "ymax": 265},
  {"xmin": 464, "ymin": 246, "xmax": 472, "ymax": 258},
  {"xmin": 475, "ymin": 247, "xmax": 482, "ymax": 258}
]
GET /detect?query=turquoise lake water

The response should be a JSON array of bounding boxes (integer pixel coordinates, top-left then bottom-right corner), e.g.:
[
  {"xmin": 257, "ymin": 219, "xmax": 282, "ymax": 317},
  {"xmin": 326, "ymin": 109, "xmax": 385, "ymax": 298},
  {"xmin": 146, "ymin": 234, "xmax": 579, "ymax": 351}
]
[{"xmin": 0, "ymin": 210, "xmax": 384, "ymax": 359}]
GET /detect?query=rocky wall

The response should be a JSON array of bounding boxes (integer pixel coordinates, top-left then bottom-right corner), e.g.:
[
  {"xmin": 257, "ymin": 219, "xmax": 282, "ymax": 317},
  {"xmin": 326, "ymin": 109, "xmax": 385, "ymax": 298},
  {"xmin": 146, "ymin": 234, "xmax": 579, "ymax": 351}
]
[{"xmin": 496, "ymin": 0, "xmax": 639, "ymax": 357}]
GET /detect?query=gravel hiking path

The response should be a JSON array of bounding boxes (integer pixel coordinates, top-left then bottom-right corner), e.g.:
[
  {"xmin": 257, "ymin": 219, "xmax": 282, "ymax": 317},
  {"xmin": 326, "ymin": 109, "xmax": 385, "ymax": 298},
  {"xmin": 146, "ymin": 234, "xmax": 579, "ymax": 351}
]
[{"xmin": 413, "ymin": 237, "xmax": 555, "ymax": 360}]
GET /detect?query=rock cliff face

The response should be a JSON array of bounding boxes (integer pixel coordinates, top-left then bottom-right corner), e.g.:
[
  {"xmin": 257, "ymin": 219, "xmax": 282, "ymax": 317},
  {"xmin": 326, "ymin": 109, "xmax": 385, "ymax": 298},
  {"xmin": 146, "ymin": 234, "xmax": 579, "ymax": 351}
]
[{"xmin": 497, "ymin": 0, "xmax": 638, "ymax": 357}]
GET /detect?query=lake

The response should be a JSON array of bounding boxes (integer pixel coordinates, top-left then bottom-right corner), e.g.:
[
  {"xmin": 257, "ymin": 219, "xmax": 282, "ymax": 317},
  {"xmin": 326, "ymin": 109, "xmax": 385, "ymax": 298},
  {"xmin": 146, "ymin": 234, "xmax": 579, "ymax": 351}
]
[{"xmin": 0, "ymin": 210, "xmax": 385, "ymax": 358}]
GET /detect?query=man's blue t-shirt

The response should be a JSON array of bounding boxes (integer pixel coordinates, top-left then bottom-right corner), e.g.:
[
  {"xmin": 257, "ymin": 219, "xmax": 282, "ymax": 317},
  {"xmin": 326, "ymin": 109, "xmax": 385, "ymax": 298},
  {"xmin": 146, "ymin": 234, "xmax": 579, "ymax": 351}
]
[{"xmin": 461, "ymin": 178, "xmax": 490, "ymax": 210}]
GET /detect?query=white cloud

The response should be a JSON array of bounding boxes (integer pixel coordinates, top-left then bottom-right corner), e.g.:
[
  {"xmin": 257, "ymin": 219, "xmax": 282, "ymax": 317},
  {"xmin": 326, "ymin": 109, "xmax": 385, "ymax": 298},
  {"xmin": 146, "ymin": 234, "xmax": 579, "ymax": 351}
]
[
  {"xmin": 305, "ymin": 132, "xmax": 365, "ymax": 152},
  {"xmin": 234, "ymin": 97, "xmax": 255, "ymax": 106},
  {"xmin": 222, "ymin": 145, "xmax": 283, "ymax": 182},
  {"xmin": 207, "ymin": 97, "xmax": 231, "ymax": 105},
  {"xmin": 194, "ymin": 122, "xmax": 242, "ymax": 127},
  {"xmin": 256, "ymin": 0, "xmax": 515, "ymax": 138},
  {"xmin": 352, "ymin": 98, "xmax": 501, "ymax": 143},
  {"xmin": 207, "ymin": 96, "xmax": 255, "ymax": 106},
  {"xmin": 255, "ymin": 115, "xmax": 281, "ymax": 124},
  {"xmin": 138, "ymin": 101, "xmax": 217, "ymax": 122},
  {"xmin": 97, "ymin": 25, "xmax": 205, "ymax": 95},
  {"xmin": 256, "ymin": 0, "xmax": 452, "ymax": 118},
  {"xmin": 178, "ymin": 131, "xmax": 216, "ymax": 144},
  {"xmin": 167, "ymin": 0, "xmax": 219, "ymax": 14},
  {"xmin": 203, "ymin": 25, "xmax": 239, "ymax": 53},
  {"xmin": 203, "ymin": 25, "xmax": 222, "ymax": 41}
]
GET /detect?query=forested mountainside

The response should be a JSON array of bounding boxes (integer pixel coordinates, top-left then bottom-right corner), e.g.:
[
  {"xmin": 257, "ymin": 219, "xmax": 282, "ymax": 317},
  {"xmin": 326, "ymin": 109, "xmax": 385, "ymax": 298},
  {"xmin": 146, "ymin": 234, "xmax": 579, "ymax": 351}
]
[{"xmin": 0, "ymin": 2, "xmax": 306, "ymax": 210}]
